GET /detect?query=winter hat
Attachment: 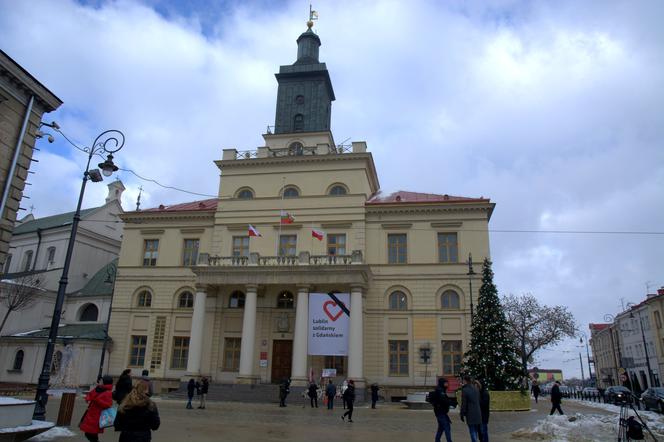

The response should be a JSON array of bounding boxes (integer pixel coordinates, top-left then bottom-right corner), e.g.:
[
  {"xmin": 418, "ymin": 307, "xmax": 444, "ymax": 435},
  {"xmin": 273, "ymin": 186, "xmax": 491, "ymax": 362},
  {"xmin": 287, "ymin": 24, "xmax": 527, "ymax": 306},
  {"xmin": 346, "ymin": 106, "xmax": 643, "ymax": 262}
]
[{"xmin": 102, "ymin": 375, "xmax": 113, "ymax": 385}]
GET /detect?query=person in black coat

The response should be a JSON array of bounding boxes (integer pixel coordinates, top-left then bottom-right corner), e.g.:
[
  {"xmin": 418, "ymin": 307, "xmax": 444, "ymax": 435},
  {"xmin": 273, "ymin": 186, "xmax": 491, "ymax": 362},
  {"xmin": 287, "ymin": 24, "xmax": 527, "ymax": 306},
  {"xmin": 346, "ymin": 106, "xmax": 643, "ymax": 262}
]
[
  {"xmin": 550, "ymin": 381, "xmax": 564, "ymax": 415},
  {"xmin": 341, "ymin": 379, "xmax": 355, "ymax": 422},
  {"xmin": 279, "ymin": 378, "xmax": 291, "ymax": 407},
  {"xmin": 370, "ymin": 383, "xmax": 379, "ymax": 409},
  {"xmin": 325, "ymin": 380, "xmax": 336, "ymax": 410},
  {"xmin": 198, "ymin": 377, "xmax": 209, "ymax": 409},
  {"xmin": 114, "ymin": 369, "xmax": 133, "ymax": 405},
  {"xmin": 477, "ymin": 380, "xmax": 490, "ymax": 442},
  {"xmin": 531, "ymin": 381, "xmax": 541, "ymax": 404},
  {"xmin": 114, "ymin": 382, "xmax": 160, "ymax": 442},
  {"xmin": 429, "ymin": 377, "xmax": 452, "ymax": 442},
  {"xmin": 308, "ymin": 382, "xmax": 319, "ymax": 408},
  {"xmin": 186, "ymin": 379, "xmax": 196, "ymax": 409}
]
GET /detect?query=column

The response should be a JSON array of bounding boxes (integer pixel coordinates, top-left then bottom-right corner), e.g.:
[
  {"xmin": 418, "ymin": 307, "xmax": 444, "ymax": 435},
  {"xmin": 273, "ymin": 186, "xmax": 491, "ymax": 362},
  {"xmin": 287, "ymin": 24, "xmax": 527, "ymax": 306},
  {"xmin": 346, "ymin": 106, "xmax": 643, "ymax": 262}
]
[
  {"xmin": 237, "ymin": 284, "xmax": 258, "ymax": 383},
  {"xmin": 348, "ymin": 285, "xmax": 364, "ymax": 384},
  {"xmin": 291, "ymin": 285, "xmax": 310, "ymax": 385},
  {"xmin": 185, "ymin": 286, "xmax": 207, "ymax": 376}
]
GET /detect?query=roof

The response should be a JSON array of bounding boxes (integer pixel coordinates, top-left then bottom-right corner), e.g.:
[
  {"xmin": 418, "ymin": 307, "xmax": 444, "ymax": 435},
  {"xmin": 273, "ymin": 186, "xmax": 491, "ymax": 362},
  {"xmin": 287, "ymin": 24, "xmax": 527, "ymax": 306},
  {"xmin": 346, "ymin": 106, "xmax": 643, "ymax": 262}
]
[
  {"xmin": 0, "ymin": 49, "xmax": 63, "ymax": 112},
  {"xmin": 139, "ymin": 198, "xmax": 218, "ymax": 213},
  {"xmin": 12, "ymin": 207, "xmax": 98, "ymax": 235},
  {"xmin": 70, "ymin": 259, "xmax": 117, "ymax": 298},
  {"xmin": 366, "ymin": 190, "xmax": 490, "ymax": 205},
  {"xmin": 589, "ymin": 323, "xmax": 610, "ymax": 331},
  {"xmin": 5, "ymin": 323, "xmax": 106, "ymax": 340}
]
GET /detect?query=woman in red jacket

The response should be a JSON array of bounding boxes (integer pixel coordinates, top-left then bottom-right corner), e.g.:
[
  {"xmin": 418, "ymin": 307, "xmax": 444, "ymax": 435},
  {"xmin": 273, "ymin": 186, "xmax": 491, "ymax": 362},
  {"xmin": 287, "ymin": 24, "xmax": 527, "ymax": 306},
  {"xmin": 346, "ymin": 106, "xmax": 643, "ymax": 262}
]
[{"xmin": 80, "ymin": 375, "xmax": 114, "ymax": 441}]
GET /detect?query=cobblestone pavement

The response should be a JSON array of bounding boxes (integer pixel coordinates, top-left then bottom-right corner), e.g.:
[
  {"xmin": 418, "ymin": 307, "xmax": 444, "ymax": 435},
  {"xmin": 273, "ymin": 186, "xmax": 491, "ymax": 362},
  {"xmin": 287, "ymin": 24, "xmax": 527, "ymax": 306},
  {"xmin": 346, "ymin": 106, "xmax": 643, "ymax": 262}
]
[{"xmin": 38, "ymin": 396, "xmax": 614, "ymax": 441}]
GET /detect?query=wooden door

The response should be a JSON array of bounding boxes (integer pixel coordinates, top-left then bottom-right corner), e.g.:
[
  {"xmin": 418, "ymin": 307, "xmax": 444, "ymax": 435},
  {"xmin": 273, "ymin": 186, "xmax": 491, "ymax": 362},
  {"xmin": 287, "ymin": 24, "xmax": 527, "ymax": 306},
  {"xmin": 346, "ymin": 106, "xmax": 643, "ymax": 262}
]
[{"xmin": 271, "ymin": 340, "xmax": 293, "ymax": 383}]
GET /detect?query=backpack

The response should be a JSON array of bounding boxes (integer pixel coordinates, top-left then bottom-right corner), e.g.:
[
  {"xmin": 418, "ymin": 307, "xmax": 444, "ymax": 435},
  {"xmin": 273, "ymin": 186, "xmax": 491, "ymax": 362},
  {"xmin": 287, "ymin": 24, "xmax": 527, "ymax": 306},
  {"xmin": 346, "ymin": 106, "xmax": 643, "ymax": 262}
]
[{"xmin": 626, "ymin": 417, "xmax": 644, "ymax": 440}]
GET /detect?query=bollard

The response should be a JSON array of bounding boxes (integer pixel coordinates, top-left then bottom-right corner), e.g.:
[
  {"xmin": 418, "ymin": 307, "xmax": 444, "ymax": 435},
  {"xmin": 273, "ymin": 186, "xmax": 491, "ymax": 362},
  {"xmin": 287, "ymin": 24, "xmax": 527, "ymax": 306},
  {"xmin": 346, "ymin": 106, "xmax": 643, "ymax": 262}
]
[{"xmin": 56, "ymin": 392, "xmax": 77, "ymax": 426}]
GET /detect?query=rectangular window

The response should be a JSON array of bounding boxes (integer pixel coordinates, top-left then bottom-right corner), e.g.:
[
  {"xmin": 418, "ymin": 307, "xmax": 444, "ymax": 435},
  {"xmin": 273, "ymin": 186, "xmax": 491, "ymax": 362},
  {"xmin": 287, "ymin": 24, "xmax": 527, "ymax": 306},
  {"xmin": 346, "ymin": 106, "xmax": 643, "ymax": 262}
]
[
  {"xmin": 327, "ymin": 234, "xmax": 346, "ymax": 256},
  {"xmin": 278, "ymin": 235, "xmax": 297, "ymax": 256},
  {"xmin": 129, "ymin": 335, "xmax": 147, "ymax": 367},
  {"xmin": 182, "ymin": 239, "xmax": 199, "ymax": 266},
  {"xmin": 3, "ymin": 254, "xmax": 11, "ymax": 274},
  {"xmin": 232, "ymin": 236, "xmax": 250, "ymax": 257},
  {"xmin": 223, "ymin": 337, "xmax": 242, "ymax": 371},
  {"xmin": 171, "ymin": 337, "xmax": 190, "ymax": 369},
  {"xmin": 388, "ymin": 340, "xmax": 409, "ymax": 376},
  {"xmin": 143, "ymin": 240, "xmax": 159, "ymax": 266},
  {"xmin": 387, "ymin": 234, "xmax": 407, "ymax": 264},
  {"xmin": 441, "ymin": 340, "xmax": 463, "ymax": 376},
  {"xmin": 438, "ymin": 233, "xmax": 458, "ymax": 263}
]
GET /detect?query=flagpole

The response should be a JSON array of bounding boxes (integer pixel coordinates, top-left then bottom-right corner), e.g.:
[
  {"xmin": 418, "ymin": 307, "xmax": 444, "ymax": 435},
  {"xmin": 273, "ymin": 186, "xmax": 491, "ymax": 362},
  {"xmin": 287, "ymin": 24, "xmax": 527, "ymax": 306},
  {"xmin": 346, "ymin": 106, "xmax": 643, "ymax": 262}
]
[{"xmin": 277, "ymin": 176, "xmax": 285, "ymax": 256}]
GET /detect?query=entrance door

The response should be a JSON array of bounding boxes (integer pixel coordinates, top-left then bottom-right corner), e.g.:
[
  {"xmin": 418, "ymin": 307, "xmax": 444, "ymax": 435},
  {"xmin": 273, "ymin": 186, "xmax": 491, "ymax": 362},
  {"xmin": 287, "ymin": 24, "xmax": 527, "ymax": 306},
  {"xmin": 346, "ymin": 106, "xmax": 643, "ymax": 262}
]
[{"xmin": 271, "ymin": 340, "xmax": 293, "ymax": 384}]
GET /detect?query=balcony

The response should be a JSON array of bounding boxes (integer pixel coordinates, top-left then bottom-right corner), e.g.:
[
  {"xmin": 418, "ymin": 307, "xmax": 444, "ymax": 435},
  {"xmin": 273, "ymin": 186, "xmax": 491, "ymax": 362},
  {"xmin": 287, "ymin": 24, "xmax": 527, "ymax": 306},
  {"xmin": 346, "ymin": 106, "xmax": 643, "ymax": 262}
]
[
  {"xmin": 199, "ymin": 251, "xmax": 362, "ymax": 267},
  {"xmin": 222, "ymin": 142, "xmax": 365, "ymax": 161}
]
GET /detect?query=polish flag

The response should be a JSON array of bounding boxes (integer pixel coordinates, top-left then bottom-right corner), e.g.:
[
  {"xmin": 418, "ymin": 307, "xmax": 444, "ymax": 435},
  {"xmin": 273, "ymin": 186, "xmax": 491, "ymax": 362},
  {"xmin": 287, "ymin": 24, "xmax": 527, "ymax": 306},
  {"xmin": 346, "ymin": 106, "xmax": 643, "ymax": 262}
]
[
  {"xmin": 248, "ymin": 224, "xmax": 262, "ymax": 237},
  {"xmin": 312, "ymin": 228, "xmax": 324, "ymax": 241},
  {"xmin": 280, "ymin": 211, "xmax": 295, "ymax": 224}
]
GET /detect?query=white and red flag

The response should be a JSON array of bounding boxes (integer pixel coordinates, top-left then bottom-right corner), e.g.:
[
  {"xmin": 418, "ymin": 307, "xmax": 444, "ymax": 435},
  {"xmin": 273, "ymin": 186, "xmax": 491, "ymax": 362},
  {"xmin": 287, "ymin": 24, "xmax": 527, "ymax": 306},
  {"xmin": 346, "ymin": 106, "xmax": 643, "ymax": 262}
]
[
  {"xmin": 248, "ymin": 224, "xmax": 262, "ymax": 237},
  {"xmin": 311, "ymin": 228, "xmax": 324, "ymax": 241}
]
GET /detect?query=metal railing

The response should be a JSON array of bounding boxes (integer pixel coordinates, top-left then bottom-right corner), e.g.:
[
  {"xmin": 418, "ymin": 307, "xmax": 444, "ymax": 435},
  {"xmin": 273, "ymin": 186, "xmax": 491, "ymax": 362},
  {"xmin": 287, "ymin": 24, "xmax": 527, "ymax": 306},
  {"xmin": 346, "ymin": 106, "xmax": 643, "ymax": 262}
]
[
  {"xmin": 309, "ymin": 254, "xmax": 353, "ymax": 265},
  {"xmin": 258, "ymin": 255, "xmax": 299, "ymax": 266},
  {"xmin": 202, "ymin": 251, "xmax": 362, "ymax": 267},
  {"xmin": 208, "ymin": 256, "xmax": 248, "ymax": 266},
  {"xmin": 235, "ymin": 150, "xmax": 258, "ymax": 160}
]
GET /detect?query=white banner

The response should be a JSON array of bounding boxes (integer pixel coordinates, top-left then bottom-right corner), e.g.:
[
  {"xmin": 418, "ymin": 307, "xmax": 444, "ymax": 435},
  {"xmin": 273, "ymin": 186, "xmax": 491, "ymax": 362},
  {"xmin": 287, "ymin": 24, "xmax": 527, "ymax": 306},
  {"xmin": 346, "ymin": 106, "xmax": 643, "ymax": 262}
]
[{"xmin": 308, "ymin": 292, "xmax": 350, "ymax": 356}]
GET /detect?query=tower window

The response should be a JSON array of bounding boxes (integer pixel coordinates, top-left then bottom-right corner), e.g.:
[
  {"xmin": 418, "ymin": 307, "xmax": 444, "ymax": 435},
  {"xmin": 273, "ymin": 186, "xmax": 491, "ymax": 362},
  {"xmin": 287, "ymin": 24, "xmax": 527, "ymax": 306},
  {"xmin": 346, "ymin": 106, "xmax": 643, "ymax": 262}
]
[
  {"xmin": 293, "ymin": 114, "xmax": 304, "ymax": 131},
  {"xmin": 295, "ymin": 95, "xmax": 304, "ymax": 105}
]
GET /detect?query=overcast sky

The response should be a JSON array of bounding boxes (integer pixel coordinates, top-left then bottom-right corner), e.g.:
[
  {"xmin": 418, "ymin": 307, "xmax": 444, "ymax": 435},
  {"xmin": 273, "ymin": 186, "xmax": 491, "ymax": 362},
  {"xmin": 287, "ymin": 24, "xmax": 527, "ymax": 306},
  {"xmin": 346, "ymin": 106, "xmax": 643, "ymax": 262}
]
[{"xmin": 2, "ymin": 0, "xmax": 662, "ymax": 379}]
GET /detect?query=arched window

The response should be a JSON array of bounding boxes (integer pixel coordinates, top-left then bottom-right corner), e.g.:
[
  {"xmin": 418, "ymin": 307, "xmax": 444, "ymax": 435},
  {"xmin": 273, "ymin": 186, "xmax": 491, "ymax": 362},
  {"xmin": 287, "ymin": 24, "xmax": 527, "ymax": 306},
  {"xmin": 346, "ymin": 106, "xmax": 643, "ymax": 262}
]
[
  {"xmin": 22, "ymin": 250, "xmax": 33, "ymax": 271},
  {"xmin": 328, "ymin": 185, "xmax": 347, "ymax": 196},
  {"xmin": 51, "ymin": 350, "xmax": 62, "ymax": 374},
  {"xmin": 137, "ymin": 290, "xmax": 152, "ymax": 307},
  {"xmin": 237, "ymin": 188, "xmax": 254, "ymax": 200},
  {"xmin": 229, "ymin": 291, "xmax": 245, "ymax": 309},
  {"xmin": 178, "ymin": 291, "xmax": 194, "ymax": 308},
  {"xmin": 293, "ymin": 114, "xmax": 304, "ymax": 131},
  {"xmin": 441, "ymin": 290, "xmax": 460, "ymax": 309},
  {"xmin": 46, "ymin": 247, "xmax": 56, "ymax": 265},
  {"xmin": 288, "ymin": 142, "xmax": 304, "ymax": 155},
  {"xmin": 12, "ymin": 350, "xmax": 24, "ymax": 370},
  {"xmin": 79, "ymin": 304, "xmax": 99, "ymax": 322},
  {"xmin": 283, "ymin": 186, "xmax": 299, "ymax": 198},
  {"xmin": 277, "ymin": 291, "xmax": 294, "ymax": 309},
  {"xmin": 389, "ymin": 291, "xmax": 408, "ymax": 310}
]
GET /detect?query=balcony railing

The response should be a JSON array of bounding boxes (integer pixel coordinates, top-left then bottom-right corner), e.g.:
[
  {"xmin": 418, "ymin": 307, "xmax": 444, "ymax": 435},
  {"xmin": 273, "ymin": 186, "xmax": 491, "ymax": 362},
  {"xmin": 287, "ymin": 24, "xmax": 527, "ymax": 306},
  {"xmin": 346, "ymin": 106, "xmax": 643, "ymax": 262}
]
[
  {"xmin": 199, "ymin": 251, "xmax": 362, "ymax": 267},
  {"xmin": 223, "ymin": 142, "xmax": 364, "ymax": 161}
]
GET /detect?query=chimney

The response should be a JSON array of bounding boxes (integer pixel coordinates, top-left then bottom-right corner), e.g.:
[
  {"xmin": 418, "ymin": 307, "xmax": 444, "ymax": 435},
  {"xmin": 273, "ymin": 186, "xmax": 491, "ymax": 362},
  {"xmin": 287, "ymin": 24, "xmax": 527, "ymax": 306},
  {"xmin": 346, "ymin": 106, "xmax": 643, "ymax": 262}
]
[{"xmin": 106, "ymin": 179, "xmax": 126, "ymax": 206}]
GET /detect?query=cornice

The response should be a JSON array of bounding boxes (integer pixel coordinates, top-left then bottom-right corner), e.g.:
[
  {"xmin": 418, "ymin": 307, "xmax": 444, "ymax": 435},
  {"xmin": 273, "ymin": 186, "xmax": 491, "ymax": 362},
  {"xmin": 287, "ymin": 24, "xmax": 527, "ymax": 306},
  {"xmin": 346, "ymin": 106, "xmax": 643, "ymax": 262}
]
[
  {"xmin": 120, "ymin": 210, "xmax": 215, "ymax": 224},
  {"xmin": 366, "ymin": 202, "xmax": 495, "ymax": 220}
]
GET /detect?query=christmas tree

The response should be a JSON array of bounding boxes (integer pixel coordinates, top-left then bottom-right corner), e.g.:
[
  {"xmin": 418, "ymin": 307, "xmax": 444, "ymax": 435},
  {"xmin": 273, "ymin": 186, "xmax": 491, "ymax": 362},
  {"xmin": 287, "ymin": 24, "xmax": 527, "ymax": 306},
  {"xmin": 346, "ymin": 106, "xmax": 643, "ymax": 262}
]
[{"xmin": 463, "ymin": 258, "xmax": 521, "ymax": 390}]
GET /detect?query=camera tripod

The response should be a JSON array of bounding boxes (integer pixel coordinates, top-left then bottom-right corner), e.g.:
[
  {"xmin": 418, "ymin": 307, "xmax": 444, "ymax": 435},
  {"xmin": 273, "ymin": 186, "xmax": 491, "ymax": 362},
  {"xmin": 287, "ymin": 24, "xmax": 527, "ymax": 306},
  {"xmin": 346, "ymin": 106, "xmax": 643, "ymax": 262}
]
[{"xmin": 617, "ymin": 396, "xmax": 657, "ymax": 441}]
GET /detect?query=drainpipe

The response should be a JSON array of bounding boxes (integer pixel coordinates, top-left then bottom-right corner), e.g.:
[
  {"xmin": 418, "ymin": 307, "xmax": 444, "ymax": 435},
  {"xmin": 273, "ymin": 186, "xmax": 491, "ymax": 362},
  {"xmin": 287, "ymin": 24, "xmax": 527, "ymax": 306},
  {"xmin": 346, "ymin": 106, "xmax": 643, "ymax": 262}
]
[
  {"xmin": 0, "ymin": 95, "xmax": 35, "ymax": 225},
  {"xmin": 33, "ymin": 228, "xmax": 43, "ymax": 271}
]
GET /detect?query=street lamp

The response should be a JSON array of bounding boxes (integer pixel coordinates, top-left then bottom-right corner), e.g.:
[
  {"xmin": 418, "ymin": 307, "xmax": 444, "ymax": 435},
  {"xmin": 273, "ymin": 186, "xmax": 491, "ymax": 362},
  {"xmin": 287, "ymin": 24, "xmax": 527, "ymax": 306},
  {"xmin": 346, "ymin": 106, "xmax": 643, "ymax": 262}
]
[
  {"xmin": 467, "ymin": 253, "xmax": 475, "ymax": 320},
  {"xmin": 603, "ymin": 313, "xmax": 620, "ymax": 385},
  {"xmin": 33, "ymin": 129, "xmax": 125, "ymax": 420},
  {"xmin": 629, "ymin": 309, "xmax": 655, "ymax": 390},
  {"xmin": 579, "ymin": 331, "xmax": 594, "ymax": 386},
  {"xmin": 97, "ymin": 261, "xmax": 117, "ymax": 380}
]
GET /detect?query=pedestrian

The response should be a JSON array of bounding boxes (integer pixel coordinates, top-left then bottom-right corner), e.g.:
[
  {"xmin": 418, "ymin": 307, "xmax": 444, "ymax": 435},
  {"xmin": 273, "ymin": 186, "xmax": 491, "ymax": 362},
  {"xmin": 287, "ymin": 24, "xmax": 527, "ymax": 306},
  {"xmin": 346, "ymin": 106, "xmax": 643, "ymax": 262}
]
[
  {"xmin": 460, "ymin": 375, "xmax": 482, "ymax": 442},
  {"xmin": 325, "ymin": 379, "xmax": 336, "ymax": 409},
  {"xmin": 341, "ymin": 380, "xmax": 348, "ymax": 409},
  {"xmin": 114, "ymin": 369, "xmax": 133, "ymax": 405},
  {"xmin": 186, "ymin": 378, "xmax": 196, "ymax": 409},
  {"xmin": 341, "ymin": 379, "xmax": 355, "ymax": 422},
  {"xmin": 477, "ymin": 380, "xmax": 490, "ymax": 442},
  {"xmin": 279, "ymin": 378, "xmax": 290, "ymax": 407},
  {"xmin": 308, "ymin": 381, "xmax": 319, "ymax": 408},
  {"xmin": 79, "ymin": 375, "xmax": 114, "ymax": 442},
  {"xmin": 531, "ymin": 381, "xmax": 540, "ymax": 404},
  {"xmin": 139, "ymin": 369, "xmax": 154, "ymax": 397},
  {"xmin": 114, "ymin": 381, "xmax": 161, "ymax": 441},
  {"xmin": 549, "ymin": 381, "xmax": 564, "ymax": 415},
  {"xmin": 370, "ymin": 383, "xmax": 379, "ymax": 409},
  {"xmin": 427, "ymin": 377, "xmax": 452, "ymax": 442},
  {"xmin": 198, "ymin": 376, "xmax": 209, "ymax": 409}
]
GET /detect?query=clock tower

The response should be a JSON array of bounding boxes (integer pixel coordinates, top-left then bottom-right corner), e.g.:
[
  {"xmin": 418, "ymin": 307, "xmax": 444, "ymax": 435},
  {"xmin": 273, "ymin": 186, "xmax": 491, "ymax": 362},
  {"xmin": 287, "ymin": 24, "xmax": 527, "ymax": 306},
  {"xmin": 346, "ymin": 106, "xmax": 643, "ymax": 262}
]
[{"xmin": 273, "ymin": 24, "xmax": 335, "ymax": 135}]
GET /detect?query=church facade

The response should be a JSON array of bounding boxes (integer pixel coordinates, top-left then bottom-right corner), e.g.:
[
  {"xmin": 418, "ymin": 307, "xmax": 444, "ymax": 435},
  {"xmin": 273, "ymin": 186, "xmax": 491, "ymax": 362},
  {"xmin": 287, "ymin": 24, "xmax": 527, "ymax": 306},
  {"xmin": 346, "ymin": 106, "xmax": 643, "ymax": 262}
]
[{"xmin": 107, "ymin": 24, "xmax": 494, "ymax": 398}]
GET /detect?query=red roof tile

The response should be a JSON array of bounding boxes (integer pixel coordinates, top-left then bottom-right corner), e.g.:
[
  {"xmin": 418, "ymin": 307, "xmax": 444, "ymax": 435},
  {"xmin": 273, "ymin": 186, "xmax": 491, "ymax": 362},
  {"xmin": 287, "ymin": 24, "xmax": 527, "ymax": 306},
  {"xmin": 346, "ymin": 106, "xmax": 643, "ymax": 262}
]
[
  {"xmin": 366, "ymin": 190, "xmax": 489, "ymax": 205},
  {"xmin": 140, "ymin": 198, "xmax": 218, "ymax": 213},
  {"xmin": 589, "ymin": 323, "xmax": 610, "ymax": 331}
]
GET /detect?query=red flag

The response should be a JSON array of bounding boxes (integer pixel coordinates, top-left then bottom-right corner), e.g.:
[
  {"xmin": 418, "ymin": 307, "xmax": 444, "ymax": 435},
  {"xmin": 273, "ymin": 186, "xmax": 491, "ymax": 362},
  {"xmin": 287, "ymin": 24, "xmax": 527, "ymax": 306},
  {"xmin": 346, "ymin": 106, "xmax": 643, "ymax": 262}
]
[
  {"xmin": 312, "ymin": 228, "xmax": 324, "ymax": 241},
  {"xmin": 248, "ymin": 224, "xmax": 262, "ymax": 237},
  {"xmin": 280, "ymin": 211, "xmax": 295, "ymax": 224}
]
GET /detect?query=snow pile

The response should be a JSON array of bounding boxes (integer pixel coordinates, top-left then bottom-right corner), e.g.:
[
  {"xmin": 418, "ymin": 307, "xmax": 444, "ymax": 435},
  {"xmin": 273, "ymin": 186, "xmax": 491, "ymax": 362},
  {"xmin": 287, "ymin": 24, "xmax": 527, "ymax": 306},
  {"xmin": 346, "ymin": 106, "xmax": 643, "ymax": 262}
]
[
  {"xmin": 28, "ymin": 426, "xmax": 75, "ymax": 440},
  {"xmin": 0, "ymin": 397, "xmax": 34, "ymax": 405},
  {"xmin": 568, "ymin": 399, "xmax": 664, "ymax": 433}
]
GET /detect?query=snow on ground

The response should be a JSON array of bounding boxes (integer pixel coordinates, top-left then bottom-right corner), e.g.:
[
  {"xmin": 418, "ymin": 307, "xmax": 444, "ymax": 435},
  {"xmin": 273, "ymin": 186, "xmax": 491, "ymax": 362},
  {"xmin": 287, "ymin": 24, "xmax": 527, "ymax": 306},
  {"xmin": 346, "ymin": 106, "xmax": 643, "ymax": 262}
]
[
  {"xmin": 568, "ymin": 399, "xmax": 664, "ymax": 433},
  {"xmin": 28, "ymin": 426, "xmax": 75, "ymax": 440}
]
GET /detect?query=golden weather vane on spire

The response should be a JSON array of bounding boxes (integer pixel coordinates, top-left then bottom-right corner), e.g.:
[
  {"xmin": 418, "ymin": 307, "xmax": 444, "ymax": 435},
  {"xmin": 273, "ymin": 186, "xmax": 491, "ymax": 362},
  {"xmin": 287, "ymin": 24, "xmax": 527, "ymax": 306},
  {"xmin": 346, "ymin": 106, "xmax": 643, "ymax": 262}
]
[{"xmin": 307, "ymin": 4, "xmax": 318, "ymax": 29}]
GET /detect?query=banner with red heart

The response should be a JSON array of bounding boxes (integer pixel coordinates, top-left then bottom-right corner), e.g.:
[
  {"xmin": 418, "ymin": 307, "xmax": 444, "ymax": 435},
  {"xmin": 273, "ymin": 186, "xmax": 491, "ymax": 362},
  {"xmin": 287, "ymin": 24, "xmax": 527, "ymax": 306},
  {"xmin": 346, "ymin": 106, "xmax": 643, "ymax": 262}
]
[
  {"xmin": 308, "ymin": 293, "xmax": 350, "ymax": 356},
  {"xmin": 323, "ymin": 300, "xmax": 344, "ymax": 321}
]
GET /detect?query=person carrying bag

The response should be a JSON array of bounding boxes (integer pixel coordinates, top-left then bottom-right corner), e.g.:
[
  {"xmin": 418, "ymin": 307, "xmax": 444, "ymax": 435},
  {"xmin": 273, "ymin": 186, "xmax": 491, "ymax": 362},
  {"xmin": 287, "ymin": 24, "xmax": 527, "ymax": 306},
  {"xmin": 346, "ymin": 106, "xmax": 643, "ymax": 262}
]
[
  {"xmin": 114, "ymin": 381, "xmax": 161, "ymax": 442},
  {"xmin": 79, "ymin": 375, "xmax": 114, "ymax": 442}
]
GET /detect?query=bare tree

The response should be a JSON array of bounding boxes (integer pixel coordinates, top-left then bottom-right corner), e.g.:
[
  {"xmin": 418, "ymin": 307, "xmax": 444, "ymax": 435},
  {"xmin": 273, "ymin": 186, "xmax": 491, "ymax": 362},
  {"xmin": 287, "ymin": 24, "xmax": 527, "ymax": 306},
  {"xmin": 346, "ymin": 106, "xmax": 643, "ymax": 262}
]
[
  {"xmin": 0, "ymin": 274, "xmax": 43, "ymax": 335},
  {"xmin": 503, "ymin": 293, "xmax": 577, "ymax": 377}
]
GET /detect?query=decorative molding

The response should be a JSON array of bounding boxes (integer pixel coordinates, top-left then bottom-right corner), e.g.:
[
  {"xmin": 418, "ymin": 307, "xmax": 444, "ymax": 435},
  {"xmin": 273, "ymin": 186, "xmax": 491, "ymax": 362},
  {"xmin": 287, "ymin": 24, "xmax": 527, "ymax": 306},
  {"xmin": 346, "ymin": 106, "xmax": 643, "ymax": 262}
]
[
  {"xmin": 320, "ymin": 222, "xmax": 352, "ymax": 229},
  {"xmin": 225, "ymin": 224, "xmax": 249, "ymax": 231},
  {"xmin": 272, "ymin": 224, "xmax": 302, "ymax": 230},
  {"xmin": 430, "ymin": 221, "xmax": 463, "ymax": 228},
  {"xmin": 140, "ymin": 229, "xmax": 165, "ymax": 235},
  {"xmin": 381, "ymin": 223, "xmax": 412, "ymax": 229},
  {"xmin": 180, "ymin": 228, "xmax": 204, "ymax": 234}
]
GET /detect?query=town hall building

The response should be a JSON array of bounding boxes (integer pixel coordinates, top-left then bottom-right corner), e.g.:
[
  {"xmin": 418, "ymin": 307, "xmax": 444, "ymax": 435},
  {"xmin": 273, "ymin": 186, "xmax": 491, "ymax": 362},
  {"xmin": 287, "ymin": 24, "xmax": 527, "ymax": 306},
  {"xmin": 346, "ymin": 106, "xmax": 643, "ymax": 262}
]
[{"xmin": 107, "ymin": 21, "xmax": 495, "ymax": 400}]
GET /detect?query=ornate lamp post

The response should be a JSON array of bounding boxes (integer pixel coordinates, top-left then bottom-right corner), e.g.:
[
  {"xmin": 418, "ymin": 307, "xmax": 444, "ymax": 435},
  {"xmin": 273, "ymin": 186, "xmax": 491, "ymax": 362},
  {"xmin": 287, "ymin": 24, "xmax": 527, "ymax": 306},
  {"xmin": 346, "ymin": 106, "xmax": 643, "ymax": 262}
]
[
  {"xmin": 97, "ymin": 261, "xmax": 117, "ymax": 380},
  {"xmin": 578, "ymin": 331, "xmax": 594, "ymax": 386},
  {"xmin": 603, "ymin": 313, "xmax": 621, "ymax": 385},
  {"xmin": 33, "ymin": 129, "xmax": 125, "ymax": 420}
]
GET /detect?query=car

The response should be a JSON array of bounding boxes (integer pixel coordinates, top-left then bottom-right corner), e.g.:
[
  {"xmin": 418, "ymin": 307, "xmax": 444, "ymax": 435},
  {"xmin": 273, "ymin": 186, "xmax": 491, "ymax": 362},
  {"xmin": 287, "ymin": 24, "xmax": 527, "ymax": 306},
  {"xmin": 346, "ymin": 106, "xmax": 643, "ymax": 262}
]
[
  {"xmin": 605, "ymin": 386, "xmax": 633, "ymax": 405},
  {"xmin": 641, "ymin": 387, "xmax": 664, "ymax": 413},
  {"xmin": 582, "ymin": 387, "xmax": 599, "ymax": 396}
]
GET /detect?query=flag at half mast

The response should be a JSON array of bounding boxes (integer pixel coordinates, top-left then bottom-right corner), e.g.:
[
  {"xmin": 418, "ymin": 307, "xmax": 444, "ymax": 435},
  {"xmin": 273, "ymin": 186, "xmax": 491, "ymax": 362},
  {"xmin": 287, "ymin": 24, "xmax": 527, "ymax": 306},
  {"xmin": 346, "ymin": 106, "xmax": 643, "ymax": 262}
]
[
  {"xmin": 248, "ymin": 224, "xmax": 262, "ymax": 237},
  {"xmin": 280, "ymin": 211, "xmax": 295, "ymax": 224}
]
